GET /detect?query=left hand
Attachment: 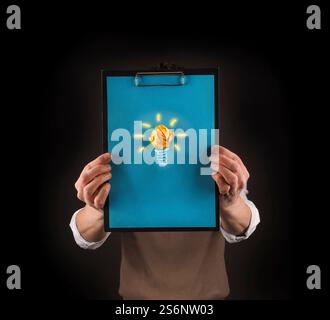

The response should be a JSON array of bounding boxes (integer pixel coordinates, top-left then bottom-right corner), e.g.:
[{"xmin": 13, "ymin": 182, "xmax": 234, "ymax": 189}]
[{"xmin": 210, "ymin": 145, "xmax": 250, "ymax": 209}]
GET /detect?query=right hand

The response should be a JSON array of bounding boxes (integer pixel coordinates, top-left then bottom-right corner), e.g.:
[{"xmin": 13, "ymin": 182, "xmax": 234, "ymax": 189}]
[{"xmin": 74, "ymin": 153, "xmax": 112, "ymax": 210}]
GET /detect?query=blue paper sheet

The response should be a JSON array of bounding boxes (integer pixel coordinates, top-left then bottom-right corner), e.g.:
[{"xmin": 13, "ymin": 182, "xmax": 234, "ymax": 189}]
[{"xmin": 105, "ymin": 72, "xmax": 218, "ymax": 230}]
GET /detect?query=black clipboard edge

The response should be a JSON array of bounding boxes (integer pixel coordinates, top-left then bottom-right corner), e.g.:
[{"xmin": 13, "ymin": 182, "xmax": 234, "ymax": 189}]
[{"xmin": 102, "ymin": 68, "xmax": 220, "ymax": 232}]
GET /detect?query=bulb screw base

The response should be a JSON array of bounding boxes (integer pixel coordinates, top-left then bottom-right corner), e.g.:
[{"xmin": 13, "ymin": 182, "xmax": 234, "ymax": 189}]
[{"xmin": 155, "ymin": 148, "xmax": 169, "ymax": 167}]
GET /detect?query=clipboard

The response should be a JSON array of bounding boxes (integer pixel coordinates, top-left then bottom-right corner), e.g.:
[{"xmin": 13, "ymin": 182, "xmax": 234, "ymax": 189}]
[{"xmin": 102, "ymin": 68, "xmax": 219, "ymax": 231}]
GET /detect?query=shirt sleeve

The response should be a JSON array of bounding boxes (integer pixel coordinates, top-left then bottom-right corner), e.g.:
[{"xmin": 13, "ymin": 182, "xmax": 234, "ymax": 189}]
[
  {"xmin": 69, "ymin": 208, "xmax": 111, "ymax": 250},
  {"xmin": 220, "ymin": 188, "xmax": 260, "ymax": 243}
]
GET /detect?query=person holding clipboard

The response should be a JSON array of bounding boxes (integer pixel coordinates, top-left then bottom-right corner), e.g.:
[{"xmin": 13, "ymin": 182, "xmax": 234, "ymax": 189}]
[{"xmin": 70, "ymin": 145, "xmax": 260, "ymax": 299}]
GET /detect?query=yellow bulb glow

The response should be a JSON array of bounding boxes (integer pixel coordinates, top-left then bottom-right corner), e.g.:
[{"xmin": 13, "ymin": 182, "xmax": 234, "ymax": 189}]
[
  {"xmin": 149, "ymin": 124, "xmax": 174, "ymax": 149},
  {"xmin": 142, "ymin": 122, "xmax": 151, "ymax": 128},
  {"xmin": 156, "ymin": 113, "xmax": 161, "ymax": 122},
  {"xmin": 169, "ymin": 118, "xmax": 177, "ymax": 127},
  {"xmin": 134, "ymin": 133, "xmax": 144, "ymax": 139},
  {"xmin": 176, "ymin": 132, "xmax": 187, "ymax": 138},
  {"xmin": 174, "ymin": 143, "xmax": 180, "ymax": 151}
]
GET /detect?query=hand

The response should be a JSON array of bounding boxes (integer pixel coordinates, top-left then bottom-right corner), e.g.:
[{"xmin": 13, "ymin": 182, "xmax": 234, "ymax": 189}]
[
  {"xmin": 210, "ymin": 146, "xmax": 250, "ymax": 209},
  {"xmin": 74, "ymin": 153, "xmax": 112, "ymax": 210}
]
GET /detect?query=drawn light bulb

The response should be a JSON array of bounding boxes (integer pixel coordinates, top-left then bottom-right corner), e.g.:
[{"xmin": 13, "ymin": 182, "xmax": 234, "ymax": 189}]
[{"xmin": 149, "ymin": 124, "xmax": 174, "ymax": 167}]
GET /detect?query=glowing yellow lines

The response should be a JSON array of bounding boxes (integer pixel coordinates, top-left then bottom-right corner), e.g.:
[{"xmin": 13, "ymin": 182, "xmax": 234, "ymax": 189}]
[
  {"xmin": 169, "ymin": 118, "xmax": 177, "ymax": 127},
  {"xmin": 133, "ymin": 133, "xmax": 144, "ymax": 139},
  {"xmin": 142, "ymin": 122, "xmax": 151, "ymax": 128},
  {"xmin": 174, "ymin": 143, "xmax": 180, "ymax": 152},
  {"xmin": 138, "ymin": 146, "xmax": 145, "ymax": 153},
  {"xmin": 176, "ymin": 132, "xmax": 187, "ymax": 138},
  {"xmin": 156, "ymin": 113, "xmax": 161, "ymax": 122}
]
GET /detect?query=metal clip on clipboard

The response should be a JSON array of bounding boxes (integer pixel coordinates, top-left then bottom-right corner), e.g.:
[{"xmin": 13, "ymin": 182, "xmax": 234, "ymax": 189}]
[{"xmin": 134, "ymin": 71, "xmax": 186, "ymax": 87}]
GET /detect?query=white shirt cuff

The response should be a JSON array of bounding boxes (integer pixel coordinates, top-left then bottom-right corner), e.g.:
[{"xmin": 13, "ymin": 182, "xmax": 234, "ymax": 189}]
[
  {"xmin": 69, "ymin": 208, "xmax": 110, "ymax": 250},
  {"xmin": 220, "ymin": 189, "xmax": 260, "ymax": 243}
]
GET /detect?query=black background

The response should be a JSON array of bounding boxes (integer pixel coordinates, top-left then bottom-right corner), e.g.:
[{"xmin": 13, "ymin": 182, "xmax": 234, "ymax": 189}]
[{"xmin": 0, "ymin": 0, "xmax": 328, "ymax": 305}]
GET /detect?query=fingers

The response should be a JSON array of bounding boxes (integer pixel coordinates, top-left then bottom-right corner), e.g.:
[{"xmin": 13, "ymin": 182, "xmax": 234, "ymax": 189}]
[
  {"xmin": 75, "ymin": 153, "xmax": 112, "ymax": 201},
  {"xmin": 214, "ymin": 154, "xmax": 240, "ymax": 173},
  {"xmin": 84, "ymin": 153, "xmax": 111, "ymax": 171},
  {"xmin": 74, "ymin": 153, "xmax": 113, "ymax": 210},
  {"xmin": 215, "ymin": 146, "xmax": 250, "ymax": 180},
  {"xmin": 210, "ymin": 145, "xmax": 249, "ymax": 188},
  {"xmin": 94, "ymin": 183, "xmax": 111, "ymax": 209},
  {"xmin": 210, "ymin": 153, "xmax": 243, "ymax": 194},
  {"xmin": 217, "ymin": 166, "xmax": 239, "ymax": 195},
  {"xmin": 212, "ymin": 154, "xmax": 245, "ymax": 189},
  {"xmin": 212, "ymin": 174, "xmax": 230, "ymax": 194},
  {"xmin": 212, "ymin": 145, "xmax": 237, "ymax": 160},
  {"xmin": 79, "ymin": 164, "xmax": 111, "ymax": 187},
  {"xmin": 83, "ymin": 172, "xmax": 112, "ymax": 207},
  {"xmin": 210, "ymin": 161, "xmax": 220, "ymax": 175}
]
